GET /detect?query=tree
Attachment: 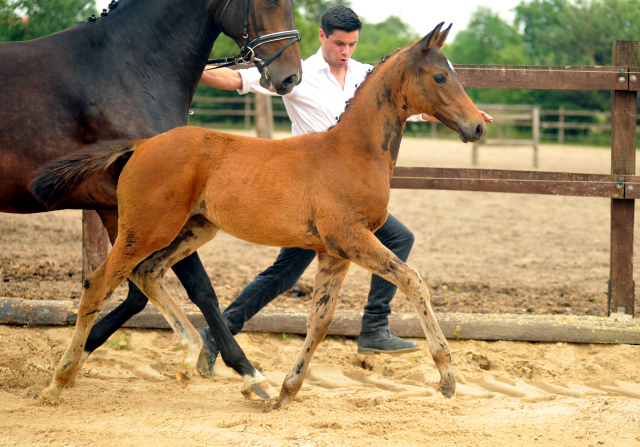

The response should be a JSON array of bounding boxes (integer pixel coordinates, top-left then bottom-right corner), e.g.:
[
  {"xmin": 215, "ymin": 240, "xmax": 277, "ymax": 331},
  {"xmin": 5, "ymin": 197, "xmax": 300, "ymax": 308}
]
[
  {"xmin": 444, "ymin": 7, "xmax": 529, "ymax": 105},
  {"xmin": 355, "ymin": 15, "xmax": 418, "ymax": 64},
  {"xmin": 0, "ymin": 0, "xmax": 95, "ymax": 42}
]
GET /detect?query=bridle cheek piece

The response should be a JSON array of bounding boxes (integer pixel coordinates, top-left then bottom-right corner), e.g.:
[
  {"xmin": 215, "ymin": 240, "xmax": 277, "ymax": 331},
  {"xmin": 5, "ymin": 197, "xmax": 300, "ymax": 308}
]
[{"xmin": 206, "ymin": 0, "xmax": 301, "ymax": 75}]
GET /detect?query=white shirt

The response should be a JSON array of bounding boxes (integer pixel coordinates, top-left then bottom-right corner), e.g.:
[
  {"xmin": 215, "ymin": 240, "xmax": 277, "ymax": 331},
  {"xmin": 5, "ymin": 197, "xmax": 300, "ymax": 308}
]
[{"xmin": 237, "ymin": 48, "xmax": 422, "ymax": 136}]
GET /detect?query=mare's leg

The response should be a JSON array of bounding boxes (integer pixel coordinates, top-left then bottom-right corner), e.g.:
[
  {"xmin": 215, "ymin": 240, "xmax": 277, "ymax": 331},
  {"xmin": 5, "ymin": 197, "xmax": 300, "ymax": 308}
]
[
  {"xmin": 129, "ymin": 215, "xmax": 276, "ymax": 399},
  {"xmin": 339, "ymin": 230, "xmax": 455, "ymax": 398},
  {"xmin": 276, "ymin": 252, "xmax": 350, "ymax": 408}
]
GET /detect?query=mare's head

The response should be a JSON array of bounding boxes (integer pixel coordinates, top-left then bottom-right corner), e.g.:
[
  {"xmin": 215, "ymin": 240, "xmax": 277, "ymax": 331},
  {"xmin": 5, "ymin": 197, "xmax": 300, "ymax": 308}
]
[
  {"xmin": 215, "ymin": 0, "xmax": 302, "ymax": 94},
  {"xmin": 403, "ymin": 23, "xmax": 485, "ymax": 142}
]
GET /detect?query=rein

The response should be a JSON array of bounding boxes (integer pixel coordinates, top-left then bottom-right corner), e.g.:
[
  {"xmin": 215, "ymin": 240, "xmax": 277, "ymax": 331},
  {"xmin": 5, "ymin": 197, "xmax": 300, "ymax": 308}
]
[{"xmin": 206, "ymin": 0, "xmax": 300, "ymax": 73}]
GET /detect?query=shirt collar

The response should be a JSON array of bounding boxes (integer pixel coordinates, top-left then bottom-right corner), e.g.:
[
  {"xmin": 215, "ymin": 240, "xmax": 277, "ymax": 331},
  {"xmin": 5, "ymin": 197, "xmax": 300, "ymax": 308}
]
[{"xmin": 307, "ymin": 47, "xmax": 353, "ymax": 72}]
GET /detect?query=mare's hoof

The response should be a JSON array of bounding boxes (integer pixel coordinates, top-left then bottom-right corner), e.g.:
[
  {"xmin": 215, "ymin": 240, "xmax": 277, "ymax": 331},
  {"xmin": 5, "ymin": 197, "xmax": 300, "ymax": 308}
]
[
  {"xmin": 196, "ymin": 327, "xmax": 219, "ymax": 378},
  {"xmin": 176, "ymin": 370, "xmax": 191, "ymax": 389},
  {"xmin": 241, "ymin": 380, "xmax": 278, "ymax": 401},
  {"xmin": 440, "ymin": 385, "xmax": 456, "ymax": 398}
]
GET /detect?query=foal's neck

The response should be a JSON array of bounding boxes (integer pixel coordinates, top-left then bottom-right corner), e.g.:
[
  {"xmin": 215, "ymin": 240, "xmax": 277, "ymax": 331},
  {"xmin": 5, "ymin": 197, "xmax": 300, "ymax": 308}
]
[{"xmin": 334, "ymin": 51, "xmax": 413, "ymax": 175}]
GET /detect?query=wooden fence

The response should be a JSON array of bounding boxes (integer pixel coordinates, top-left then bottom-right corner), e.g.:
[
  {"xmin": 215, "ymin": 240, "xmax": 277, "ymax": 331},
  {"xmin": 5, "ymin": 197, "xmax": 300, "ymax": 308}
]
[
  {"xmin": 189, "ymin": 98, "xmax": 640, "ymax": 145},
  {"xmin": 74, "ymin": 40, "xmax": 639, "ymax": 339},
  {"xmin": 391, "ymin": 40, "xmax": 638, "ymax": 318}
]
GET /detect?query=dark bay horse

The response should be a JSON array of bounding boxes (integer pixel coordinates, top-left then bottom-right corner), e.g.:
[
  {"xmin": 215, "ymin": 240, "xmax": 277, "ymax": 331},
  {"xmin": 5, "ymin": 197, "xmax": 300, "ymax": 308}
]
[
  {"xmin": 31, "ymin": 22, "xmax": 485, "ymax": 406},
  {"xmin": 1, "ymin": 0, "xmax": 301, "ymax": 400}
]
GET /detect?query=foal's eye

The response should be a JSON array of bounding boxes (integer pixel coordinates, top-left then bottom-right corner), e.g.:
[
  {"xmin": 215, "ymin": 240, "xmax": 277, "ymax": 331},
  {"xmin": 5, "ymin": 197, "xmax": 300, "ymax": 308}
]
[{"xmin": 434, "ymin": 75, "xmax": 446, "ymax": 84}]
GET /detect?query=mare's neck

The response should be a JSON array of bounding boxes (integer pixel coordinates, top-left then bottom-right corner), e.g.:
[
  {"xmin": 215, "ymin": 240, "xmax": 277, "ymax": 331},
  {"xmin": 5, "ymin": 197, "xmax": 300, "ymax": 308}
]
[
  {"xmin": 92, "ymin": 0, "xmax": 220, "ymax": 110},
  {"xmin": 334, "ymin": 52, "xmax": 412, "ymax": 175}
]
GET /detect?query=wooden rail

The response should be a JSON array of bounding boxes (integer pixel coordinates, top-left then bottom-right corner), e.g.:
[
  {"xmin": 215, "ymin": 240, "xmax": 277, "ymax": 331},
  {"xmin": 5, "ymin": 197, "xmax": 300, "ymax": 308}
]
[{"xmin": 2, "ymin": 298, "xmax": 639, "ymax": 344}]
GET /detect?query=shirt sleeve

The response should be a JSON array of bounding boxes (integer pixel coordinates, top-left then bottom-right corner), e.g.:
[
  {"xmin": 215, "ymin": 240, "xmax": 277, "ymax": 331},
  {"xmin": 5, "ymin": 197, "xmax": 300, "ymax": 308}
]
[
  {"xmin": 236, "ymin": 67, "xmax": 278, "ymax": 96},
  {"xmin": 407, "ymin": 114, "xmax": 425, "ymax": 122}
]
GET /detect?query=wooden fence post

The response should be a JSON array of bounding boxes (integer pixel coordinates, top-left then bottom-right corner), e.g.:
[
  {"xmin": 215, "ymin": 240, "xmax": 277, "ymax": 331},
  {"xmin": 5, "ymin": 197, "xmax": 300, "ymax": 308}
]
[
  {"xmin": 254, "ymin": 93, "xmax": 273, "ymax": 139},
  {"xmin": 533, "ymin": 105, "xmax": 540, "ymax": 168},
  {"xmin": 244, "ymin": 95, "xmax": 251, "ymax": 129},
  {"xmin": 609, "ymin": 40, "xmax": 638, "ymax": 317},
  {"xmin": 82, "ymin": 210, "xmax": 110, "ymax": 281},
  {"xmin": 558, "ymin": 106, "xmax": 565, "ymax": 143}
]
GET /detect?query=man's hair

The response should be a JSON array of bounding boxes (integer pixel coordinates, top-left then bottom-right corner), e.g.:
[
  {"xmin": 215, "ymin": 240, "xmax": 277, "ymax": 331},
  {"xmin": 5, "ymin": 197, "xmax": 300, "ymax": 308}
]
[{"xmin": 320, "ymin": 5, "xmax": 363, "ymax": 36}]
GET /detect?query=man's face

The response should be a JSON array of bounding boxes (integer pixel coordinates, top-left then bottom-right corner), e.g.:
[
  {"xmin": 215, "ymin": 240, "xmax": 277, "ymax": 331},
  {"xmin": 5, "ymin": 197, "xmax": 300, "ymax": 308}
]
[{"xmin": 319, "ymin": 28, "xmax": 360, "ymax": 69}]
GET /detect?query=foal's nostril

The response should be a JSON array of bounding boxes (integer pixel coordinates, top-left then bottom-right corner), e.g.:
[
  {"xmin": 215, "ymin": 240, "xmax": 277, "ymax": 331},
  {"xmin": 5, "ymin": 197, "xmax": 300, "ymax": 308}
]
[{"xmin": 475, "ymin": 124, "xmax": 483, "ymax": 137}]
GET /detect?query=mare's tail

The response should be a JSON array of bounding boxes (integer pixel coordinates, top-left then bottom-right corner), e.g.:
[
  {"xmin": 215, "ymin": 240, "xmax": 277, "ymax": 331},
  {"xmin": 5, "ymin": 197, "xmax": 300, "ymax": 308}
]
[{"xmin": 29, "ymin": 140, "xmax": 137, "ymax": 209}]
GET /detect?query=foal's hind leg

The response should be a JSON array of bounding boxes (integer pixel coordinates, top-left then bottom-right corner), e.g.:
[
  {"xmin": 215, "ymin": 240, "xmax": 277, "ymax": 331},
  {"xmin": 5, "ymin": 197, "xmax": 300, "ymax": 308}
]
[
  {"xmin": 79, "ymin": 210, "xmax": 148, "ymax": 366},
  {"xmin": 40, "ymin": 237, "xmax": 152, "ymax": 404},
  {"xmin": 129, "ymin": 215, "xmax": 277, "ymax": 399},
  {"xmin": 337, "ymin": 231, "xmax": 455, "ymax": 398},
  {"xmin": 276, "ymin": 252, "xmax": 350, "ymax": 408}
]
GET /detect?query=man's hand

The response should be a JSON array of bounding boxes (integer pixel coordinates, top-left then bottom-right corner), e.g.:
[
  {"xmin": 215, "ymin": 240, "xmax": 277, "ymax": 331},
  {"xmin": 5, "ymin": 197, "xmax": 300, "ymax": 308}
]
[{"xmin": 479, "ymin": 110, "xmax": 493, "ymax": 123}]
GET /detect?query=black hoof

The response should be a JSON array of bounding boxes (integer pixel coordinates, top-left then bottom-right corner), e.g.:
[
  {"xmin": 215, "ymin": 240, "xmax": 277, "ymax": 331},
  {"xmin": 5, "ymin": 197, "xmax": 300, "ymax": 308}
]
[{"xmin": 196, "ymin": 327, "xmax": 219, "ymax": 377}]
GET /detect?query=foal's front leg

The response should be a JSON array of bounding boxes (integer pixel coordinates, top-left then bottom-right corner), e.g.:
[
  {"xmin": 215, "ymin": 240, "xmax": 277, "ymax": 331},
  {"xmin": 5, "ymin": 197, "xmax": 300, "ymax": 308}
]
[
  {"xmin": 337, "ymin": 230, "xmax": 455, "ymax": 398},
  {"xmin": 276, "ymin": 252, "xmax": 350, "ymax": 408}
]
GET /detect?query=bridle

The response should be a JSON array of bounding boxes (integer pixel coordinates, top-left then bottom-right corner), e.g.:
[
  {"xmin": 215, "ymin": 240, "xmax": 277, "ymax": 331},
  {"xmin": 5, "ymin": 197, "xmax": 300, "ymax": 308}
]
[{"xmin": 206, "ymin": 0, "xmax": 300, "ymax": 74}]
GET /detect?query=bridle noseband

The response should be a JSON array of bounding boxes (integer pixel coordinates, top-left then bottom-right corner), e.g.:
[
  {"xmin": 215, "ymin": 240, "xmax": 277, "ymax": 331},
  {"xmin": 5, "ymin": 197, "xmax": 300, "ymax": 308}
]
[{"xmin": 206, "ymin": 0, "xmax": 300, "ymax": 73}]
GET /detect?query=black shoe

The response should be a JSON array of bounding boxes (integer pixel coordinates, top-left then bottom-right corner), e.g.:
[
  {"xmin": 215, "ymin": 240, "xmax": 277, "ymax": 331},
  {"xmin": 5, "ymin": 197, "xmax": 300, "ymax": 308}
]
[
  {"xmin": 357, "ymin": 329, "xmax": 420, "ymax": 355},
  {"xmin": 196, "ymin": 327, "xmax": 219, "ymax": 377}
]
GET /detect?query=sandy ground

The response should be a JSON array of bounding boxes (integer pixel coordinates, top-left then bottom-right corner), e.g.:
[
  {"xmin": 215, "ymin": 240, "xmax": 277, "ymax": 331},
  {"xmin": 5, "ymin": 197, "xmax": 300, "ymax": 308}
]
[
  {"xmin": 2, "ymin": 134, "xmax": 640, "ymax": 446},
  {"xmin": 1, "ymin": 325, "xmax": 639, "ymax": 447}
]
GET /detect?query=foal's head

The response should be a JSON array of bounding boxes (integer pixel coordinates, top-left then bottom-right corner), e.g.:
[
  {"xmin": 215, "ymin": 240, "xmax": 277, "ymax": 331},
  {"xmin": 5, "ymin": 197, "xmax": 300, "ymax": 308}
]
[{"xmin": 402, "ymin": 23, "xmax": 485, "ymax": 143}]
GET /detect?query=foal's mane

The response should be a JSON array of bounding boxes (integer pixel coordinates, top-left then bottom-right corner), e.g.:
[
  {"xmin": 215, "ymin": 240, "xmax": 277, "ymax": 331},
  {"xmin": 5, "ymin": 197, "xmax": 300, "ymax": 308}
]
[{"xmin": 327, "ymin": 45, "xmax": 412, "ymax": 131}]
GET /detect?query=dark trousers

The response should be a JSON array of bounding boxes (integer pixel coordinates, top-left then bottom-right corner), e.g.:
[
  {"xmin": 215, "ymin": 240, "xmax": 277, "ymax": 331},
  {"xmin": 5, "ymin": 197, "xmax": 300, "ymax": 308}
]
[{"xmin": 223, "ymin": 213, "xmax": 414, "ymax": 335}]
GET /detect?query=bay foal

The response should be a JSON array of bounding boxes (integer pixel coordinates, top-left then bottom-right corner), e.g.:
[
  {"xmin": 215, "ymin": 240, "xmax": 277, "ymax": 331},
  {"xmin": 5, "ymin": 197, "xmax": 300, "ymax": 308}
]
[{"xmin": 32, "ymin": 23, "xmax": 485, "ymax": 406}]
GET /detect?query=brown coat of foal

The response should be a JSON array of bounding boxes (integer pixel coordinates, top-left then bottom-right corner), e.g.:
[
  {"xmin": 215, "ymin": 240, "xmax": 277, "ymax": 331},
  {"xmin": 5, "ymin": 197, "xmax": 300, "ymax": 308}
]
[{"xmin": 32, "ymin": 23, "xmax": 485, "ymax": 407}]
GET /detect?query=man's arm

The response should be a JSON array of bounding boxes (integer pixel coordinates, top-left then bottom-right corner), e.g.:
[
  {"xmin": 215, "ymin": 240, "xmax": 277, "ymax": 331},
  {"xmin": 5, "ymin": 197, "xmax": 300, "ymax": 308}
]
[{"xmin": 200, "ymin": 67, "xmax": 243, "ymax": 91}]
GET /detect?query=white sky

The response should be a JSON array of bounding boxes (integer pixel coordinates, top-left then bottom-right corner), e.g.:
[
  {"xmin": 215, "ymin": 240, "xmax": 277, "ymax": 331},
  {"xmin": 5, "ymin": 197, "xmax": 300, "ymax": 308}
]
[
  {"xmin": 349, "ymin": 0, "xmax": 524, "ymax": 38},
  {"xmin": 96, "ymin": 0, "xmax": 523, "ymax": 39}
]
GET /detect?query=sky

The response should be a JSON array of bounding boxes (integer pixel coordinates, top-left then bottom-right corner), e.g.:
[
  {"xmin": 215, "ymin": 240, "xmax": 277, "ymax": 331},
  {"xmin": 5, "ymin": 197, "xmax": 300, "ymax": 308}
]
[
  {"xmin": 348, "ymin": 0, "xmax": 524, "ymax": 38},
  {"xmin": 96, "ymin": 0, "xmax": 524, "ymax": 39}
]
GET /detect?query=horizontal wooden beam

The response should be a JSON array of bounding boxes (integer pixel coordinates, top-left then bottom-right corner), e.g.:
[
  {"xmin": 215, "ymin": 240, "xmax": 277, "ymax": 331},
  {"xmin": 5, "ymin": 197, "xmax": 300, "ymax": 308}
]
[
  {"xmin": 454, "ymin": 65, "xmax": 629, "ymax": 91},
  {"xmin": 476, "ymin": 139, "xmax": 536, "ymax": 146},
  {"xmin": 1, "ymin": 298, "xmax": 639, "ymax": 344},
  {"xmin": 629, "ymin": 68, "xmax": 640, "ymax": 92},
  {"xmin": 391, "ymin": 167, "xmax": 624, "ymax": 198},
  {"xmin": 621, "ymin": 175, "xmax": 640, "ymax": 199},
  {"xmin": 219, "ymin": 63, "xmax": 630, "ymax": 91}
]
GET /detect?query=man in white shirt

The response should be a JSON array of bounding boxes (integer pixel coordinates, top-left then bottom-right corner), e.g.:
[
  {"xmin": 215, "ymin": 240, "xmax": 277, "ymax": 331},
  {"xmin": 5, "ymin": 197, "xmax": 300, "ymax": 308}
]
[{"xmin": 196, "ymin": 6, "xmax": 491, "ymax": 374}]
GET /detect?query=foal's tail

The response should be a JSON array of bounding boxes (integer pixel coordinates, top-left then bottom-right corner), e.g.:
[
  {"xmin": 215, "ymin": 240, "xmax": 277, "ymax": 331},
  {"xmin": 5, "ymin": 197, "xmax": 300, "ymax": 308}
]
[{"xmin": 29, "ymin": 140, "xmax": 137, "ymax": 209}]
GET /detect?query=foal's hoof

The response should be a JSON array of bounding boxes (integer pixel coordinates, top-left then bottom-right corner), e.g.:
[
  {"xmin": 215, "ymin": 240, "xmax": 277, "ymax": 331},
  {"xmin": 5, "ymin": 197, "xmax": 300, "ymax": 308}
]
[
  {"xmin": 273, "ymin": 393, "xmax": 292, "ymax": 410},
  {"xmin": 196, "ymin": 327, "xmax": 219, "ymax": 378},
  {"xmin": 440, "ymin": 385, "xmax": 456, "ymax": 398},
  {"xmin": 176, "ymin": 370, "xmax": 191, "ymax": 389},
  {"xmin": 39, "ymin": 389, "xmax": 61, "ymax": 406}
]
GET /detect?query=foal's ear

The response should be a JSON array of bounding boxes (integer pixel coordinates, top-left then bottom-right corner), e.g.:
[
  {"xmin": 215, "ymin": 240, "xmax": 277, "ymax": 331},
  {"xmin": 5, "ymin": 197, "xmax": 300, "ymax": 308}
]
[
  {"xmin": 434, "ymin": 23, "xmax": 452, "ymax": 49},
  {"xmin": 417, "ymin": 22, "xmax": 448, "ymax": 53}
]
